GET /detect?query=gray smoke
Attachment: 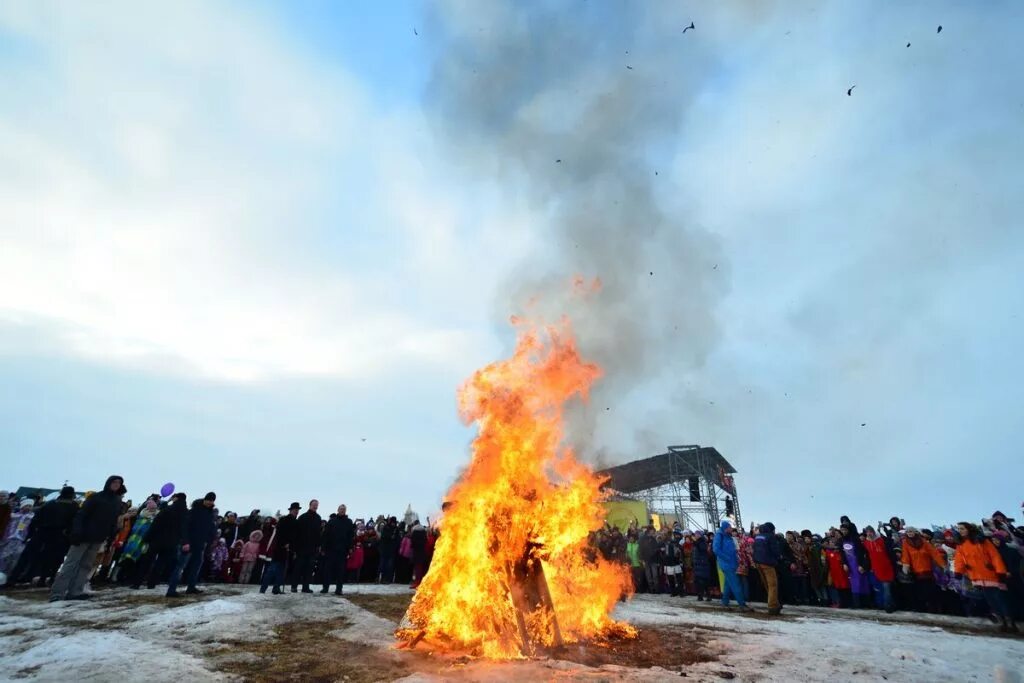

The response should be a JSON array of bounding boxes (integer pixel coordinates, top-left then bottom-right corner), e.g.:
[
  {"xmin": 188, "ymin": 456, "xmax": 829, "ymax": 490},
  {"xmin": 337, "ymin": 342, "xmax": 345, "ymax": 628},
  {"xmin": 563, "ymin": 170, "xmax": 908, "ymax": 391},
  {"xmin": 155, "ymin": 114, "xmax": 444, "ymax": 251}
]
[{"xmin": 428, "ymin": 2, "xmax": 729, "ymax": 459}]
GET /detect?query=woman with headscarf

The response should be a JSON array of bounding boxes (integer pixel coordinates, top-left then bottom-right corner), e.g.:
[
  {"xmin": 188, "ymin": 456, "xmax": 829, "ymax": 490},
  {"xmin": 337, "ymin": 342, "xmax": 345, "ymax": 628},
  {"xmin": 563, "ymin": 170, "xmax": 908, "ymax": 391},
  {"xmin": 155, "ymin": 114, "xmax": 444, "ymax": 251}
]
[{"xmin": 839, "ymin": 519, "xmax": 871, "ymax": 608}]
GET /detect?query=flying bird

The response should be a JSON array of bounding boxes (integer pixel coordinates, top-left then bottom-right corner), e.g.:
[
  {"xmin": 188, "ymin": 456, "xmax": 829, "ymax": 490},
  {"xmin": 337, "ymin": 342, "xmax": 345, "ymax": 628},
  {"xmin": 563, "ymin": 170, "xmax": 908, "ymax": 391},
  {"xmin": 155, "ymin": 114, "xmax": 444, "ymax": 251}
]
[
  {"xmin": 683, "ymin": 22, "xmax": 695, "ymax": 33},
  {"xmin": 626, "ymin": 65, "xmax": 633, "ymax": 70},
  {"xmin": 413, "ymin": 28, "xmax": 418, "ymax": 36},
  {"xmin": 556, "ymin": 159, "xmax": 562, "ymax": 163},
  {"xmin": 937, "ymin": 25, "xmax": 942, "ymax": 33},
  {"xmin": 906, "ymin": 42, "xmax": 911, "ymax": 47},
  {"xmin": 361, "ymin": 438, "xmax": 367, "ymax": 442},
  {"xmin": 847, "ymin": 85, "xmax": 856, "ymax": 96},
  {"xmin": 860, "ymin": 423, "xmax": 866, "ymax": 427}
]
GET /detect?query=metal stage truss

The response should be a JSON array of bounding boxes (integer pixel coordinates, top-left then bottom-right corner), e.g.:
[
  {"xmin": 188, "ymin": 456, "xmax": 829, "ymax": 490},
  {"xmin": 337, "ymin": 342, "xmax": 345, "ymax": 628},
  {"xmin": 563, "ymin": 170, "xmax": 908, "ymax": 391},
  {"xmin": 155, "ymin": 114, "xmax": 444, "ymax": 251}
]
[{"xmin": 597, "ymin": 445, "xmax": 741, "ymax": 532}]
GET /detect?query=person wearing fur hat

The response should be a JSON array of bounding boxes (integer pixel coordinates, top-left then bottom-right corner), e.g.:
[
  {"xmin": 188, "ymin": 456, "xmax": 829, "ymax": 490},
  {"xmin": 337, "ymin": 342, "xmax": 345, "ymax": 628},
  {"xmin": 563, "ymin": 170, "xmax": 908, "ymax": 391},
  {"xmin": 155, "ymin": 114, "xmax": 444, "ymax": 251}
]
[{"xmin": 239, "ymin": 530, "xmax": 263, "ymax": 584}]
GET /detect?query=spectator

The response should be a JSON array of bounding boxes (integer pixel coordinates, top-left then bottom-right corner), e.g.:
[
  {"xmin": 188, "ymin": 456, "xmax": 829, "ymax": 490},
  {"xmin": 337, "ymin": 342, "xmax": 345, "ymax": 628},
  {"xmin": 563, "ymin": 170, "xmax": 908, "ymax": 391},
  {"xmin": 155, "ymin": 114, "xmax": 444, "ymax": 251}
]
[
  {"xmin": 713, "ymin": 520, "xmax": 748, "ymax": 610},
  {"xmin": 261, "ymin": 502, "xmax": 299, "ymax": 595},
  {"xmin": 901, "ymin": 526, "xmax": 946, "ymax": 612},
  {"xmin": 863, "ymin": 525, "xmax": 896, "ymax": 613},
  {"xmin": 167, "ymin": 492, "xmax": 217, "ymax": 598},
  {"xmin": 321, "ymin": 504, "xmax": 354, "ymax": 595},
  {"xmin": 291, "ymin": 499, "xmax": 321, "ymax": 593},
  {"xmin": 954, "ymin": 522, "xmax": 1015, "ymax": 633},
  {"xmin": 50, "ymin": 475, "xmax": 126, "ymax": 602},
  {"xmin": 8, "ymin": 486, "xmax": 77, "ymax": 586},
  {"xmin": 754, "ymin": 522, "xmax": 782, "ymax": 615},
  {"xmin": 239, "ymin": 530, "xmax": 263, "ymax": 585}
]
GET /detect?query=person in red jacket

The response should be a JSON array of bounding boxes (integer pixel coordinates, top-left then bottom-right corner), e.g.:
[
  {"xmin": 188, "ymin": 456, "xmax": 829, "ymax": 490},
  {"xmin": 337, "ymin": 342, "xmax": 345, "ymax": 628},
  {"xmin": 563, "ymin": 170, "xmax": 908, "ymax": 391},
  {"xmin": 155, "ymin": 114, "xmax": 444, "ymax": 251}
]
[
  {"xmin": 955, "ymin": 522, "xmax": 1016, "ymax": 633},
  {"xmin": 863, "ymin": 525, "xmax": 896, "ymax": 613},
  {"xmin": 824, "ymin": 539, "xmax": 850, "ymax": 607}
]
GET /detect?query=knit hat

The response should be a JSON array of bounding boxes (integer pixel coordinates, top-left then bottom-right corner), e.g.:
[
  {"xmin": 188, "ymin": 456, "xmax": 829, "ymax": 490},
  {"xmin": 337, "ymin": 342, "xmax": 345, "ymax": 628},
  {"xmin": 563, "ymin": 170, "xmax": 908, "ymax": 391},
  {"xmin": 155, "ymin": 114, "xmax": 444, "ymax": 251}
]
[
  {"xmin": 905, "ymin": 526, "xmax": 920, "ymax": 534},
  {"xmin": 60, "ymin": 486, "xmax": 76, "ymax": 499},
  {"xmin": 204, "ymin": 492, "xmax": 217, "ymax": 502},
  {"xmin": 19, "ymin": 499, "xmax": 33, "ymax": 509}
]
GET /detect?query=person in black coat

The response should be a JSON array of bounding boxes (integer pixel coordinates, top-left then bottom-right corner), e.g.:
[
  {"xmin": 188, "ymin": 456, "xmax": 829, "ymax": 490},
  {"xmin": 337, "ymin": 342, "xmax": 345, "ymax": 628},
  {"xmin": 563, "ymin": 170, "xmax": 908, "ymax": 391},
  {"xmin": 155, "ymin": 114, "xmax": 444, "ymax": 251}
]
[
  {"xmin": 166, "ymin": 492, "xmax": 217, "ymax": 597},
  {"xmin": 321, "ymin": 504, "xmax": 354, "ymax": 595},
  {"xmin": 409, "ymin": 521, "xmax": 429, "ymax": 588},
  {"xmin": 50, "ymin": 475, "xmax": 126, "ymax": 601},
  {"xmin": 377, "ymin": 516, "xmax": 399, "ymax": 584},
  {"xmin": 261, "ymin": 502, "xmax": 300, "ymax": 595},
  {"xmin": 131, "ymin": 493, "xmax": 188, "ymax": 589},
  {"xmin": 10, "ymin": 486, "xmax": 78, "ymax": 586},
  {"xmin": 291, "ymin": 499, "xmax": 322, "ymax": 593}
]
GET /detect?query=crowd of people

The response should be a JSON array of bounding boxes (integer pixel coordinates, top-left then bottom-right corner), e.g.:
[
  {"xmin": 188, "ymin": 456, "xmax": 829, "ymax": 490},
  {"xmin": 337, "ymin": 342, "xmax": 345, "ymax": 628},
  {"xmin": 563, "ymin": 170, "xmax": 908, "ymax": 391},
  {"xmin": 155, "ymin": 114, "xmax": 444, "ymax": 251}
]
[
  {"xmin": 0, "ymin": 477, "xmax": 438, "ymax": 601},
  {"xmin": 1, "ymin": 478, "xmax": 1020, "ymax": 635},
  {"xmin": 596, "ymin": 511, "xmax": 1022, "ymax": 633}
]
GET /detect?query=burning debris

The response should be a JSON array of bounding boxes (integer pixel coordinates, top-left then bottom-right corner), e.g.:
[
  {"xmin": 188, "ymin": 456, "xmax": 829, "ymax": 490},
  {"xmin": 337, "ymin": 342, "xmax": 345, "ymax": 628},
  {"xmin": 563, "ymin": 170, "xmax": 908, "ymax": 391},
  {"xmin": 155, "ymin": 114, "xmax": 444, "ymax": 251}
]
[{"xmin": 396, "ymin": 316, "xmax": 635, "ymax": 659}]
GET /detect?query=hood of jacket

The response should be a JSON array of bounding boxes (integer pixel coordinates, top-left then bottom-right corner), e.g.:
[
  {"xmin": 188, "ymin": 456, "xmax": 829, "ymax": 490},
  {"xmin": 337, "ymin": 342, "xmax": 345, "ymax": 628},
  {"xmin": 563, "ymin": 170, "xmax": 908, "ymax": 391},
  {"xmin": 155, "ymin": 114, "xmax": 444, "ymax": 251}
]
[{"xmin": 719, "ymin": 520, "xmax": 732, "ymax": 532}]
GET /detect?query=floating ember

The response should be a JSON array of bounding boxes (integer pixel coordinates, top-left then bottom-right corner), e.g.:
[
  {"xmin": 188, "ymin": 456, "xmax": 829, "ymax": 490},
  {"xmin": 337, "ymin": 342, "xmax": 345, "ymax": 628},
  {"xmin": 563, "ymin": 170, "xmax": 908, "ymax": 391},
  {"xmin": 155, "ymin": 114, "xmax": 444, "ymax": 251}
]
[{"xmin": 396, "ymin": 315, "xmax": 636, "ymax": 659}]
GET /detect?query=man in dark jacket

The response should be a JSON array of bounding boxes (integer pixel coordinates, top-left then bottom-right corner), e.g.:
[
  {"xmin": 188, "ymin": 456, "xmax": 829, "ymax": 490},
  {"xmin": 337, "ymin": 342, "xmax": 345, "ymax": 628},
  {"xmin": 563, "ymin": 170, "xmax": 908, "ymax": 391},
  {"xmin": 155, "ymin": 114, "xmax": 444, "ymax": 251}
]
[
  {"xmin": 131, "ymin": 492, "xmax": 188, "ymax": 589},
  {"xmin": 50, "ymin": 475, "xmax": 126, "ymax": 601},
  {"xmin": 753, "ymin": 522, "xmax": 782, "ymax": 615},
  {"xmin": 262, "ymin": 502, "xmax": 300, "ymax": 595},
  {"xmin": 321, "ymin": 504, "xmax": 354, "ymax": 595},
  {"xmin": 291, "ymin": 499, "xmax": 322, "ymax": 593},
  {"xmin": 167, "ymin": 492, "xmax": 217, "ymax": 597},
  {"xmin": 638, "ymin": 528, "xmax": 660, "ymax": 593},
  {"xmin": 377, "ymin": 516, "xmax": 399, "ymax": 584},
  {"xmin": 10, "ymin": 486, "xmax": 78, "ymax": 586}
]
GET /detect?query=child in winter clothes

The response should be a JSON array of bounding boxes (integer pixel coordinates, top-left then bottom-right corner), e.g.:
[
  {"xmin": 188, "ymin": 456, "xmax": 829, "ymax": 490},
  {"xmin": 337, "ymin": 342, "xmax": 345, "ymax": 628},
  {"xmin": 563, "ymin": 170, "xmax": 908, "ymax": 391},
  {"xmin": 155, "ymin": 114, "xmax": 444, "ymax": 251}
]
[
  {"xmin": 208, "ymin": 538, "xmax": 229, "ymax": 581},
  {"xmin": 225, "ymin": 540, "xmax": 244, "ymax": 583},
  {"xmin": 239, "ymin": 530, "xmax": 263, "ymax": 584}
]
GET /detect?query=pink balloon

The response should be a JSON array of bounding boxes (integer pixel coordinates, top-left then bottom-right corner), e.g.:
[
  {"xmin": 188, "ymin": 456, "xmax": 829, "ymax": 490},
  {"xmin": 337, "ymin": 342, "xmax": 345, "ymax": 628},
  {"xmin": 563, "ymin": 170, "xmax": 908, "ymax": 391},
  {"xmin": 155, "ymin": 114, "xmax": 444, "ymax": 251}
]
[{"xmin": 160, "ymin": 482, "xmax": 175, "ymax": 497}]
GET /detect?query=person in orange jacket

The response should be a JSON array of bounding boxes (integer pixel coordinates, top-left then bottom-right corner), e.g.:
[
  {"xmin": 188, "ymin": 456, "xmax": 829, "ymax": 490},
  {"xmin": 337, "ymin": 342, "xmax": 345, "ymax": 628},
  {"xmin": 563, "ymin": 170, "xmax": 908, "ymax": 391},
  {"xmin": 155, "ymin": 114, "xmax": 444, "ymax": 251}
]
[
  {"xmin": 901, "ymin": 526, "xmax": 945, "ymax": 612},
  {"xmin": 954, "ymin": 522, "xmax": 1016, "ymax": 633}
]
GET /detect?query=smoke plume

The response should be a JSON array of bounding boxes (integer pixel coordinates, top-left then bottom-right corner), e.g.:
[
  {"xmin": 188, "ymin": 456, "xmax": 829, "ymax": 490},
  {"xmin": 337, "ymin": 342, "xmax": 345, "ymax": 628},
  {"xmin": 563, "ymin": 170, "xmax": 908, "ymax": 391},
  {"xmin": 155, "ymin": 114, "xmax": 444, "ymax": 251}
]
[{"xmin": 428, "ymin": 2, "xmax": 728, "ymax": 460}]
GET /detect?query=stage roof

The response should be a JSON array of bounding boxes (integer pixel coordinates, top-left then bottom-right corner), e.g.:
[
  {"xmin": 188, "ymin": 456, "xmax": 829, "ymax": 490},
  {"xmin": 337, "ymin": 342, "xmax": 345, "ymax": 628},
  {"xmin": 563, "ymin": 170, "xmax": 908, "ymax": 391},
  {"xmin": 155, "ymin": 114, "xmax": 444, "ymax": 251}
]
[{"xmin": 596, "ymin": 446, "xmax": 736, "ymax": 494}]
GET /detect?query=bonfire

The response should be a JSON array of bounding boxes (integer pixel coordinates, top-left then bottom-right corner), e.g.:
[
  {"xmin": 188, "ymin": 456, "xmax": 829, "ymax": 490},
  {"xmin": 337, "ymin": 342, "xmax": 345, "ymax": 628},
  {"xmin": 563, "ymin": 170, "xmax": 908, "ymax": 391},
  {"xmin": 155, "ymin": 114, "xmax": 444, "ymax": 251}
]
[{"xmin": 396, "ymin": 315, "xmax": 636, "ymax": 659}]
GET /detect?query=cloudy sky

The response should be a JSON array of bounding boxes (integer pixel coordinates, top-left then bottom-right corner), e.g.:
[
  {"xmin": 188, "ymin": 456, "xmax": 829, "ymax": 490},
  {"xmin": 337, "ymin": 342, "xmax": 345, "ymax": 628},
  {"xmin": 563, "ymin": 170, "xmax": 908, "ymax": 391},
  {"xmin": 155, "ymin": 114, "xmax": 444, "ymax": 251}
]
[{"xmin": 1, "ymin": 1, "xmax": 1021, "ymax": 531}]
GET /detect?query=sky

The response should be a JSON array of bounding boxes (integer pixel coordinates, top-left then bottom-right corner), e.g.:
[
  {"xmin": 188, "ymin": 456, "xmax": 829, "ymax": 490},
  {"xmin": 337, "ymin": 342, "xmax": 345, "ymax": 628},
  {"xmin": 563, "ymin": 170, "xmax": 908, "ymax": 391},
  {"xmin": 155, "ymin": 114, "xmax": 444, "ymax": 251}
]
[{"xmin": 1, "ymin": 1, "xmax": 1021, "ymax": 532}]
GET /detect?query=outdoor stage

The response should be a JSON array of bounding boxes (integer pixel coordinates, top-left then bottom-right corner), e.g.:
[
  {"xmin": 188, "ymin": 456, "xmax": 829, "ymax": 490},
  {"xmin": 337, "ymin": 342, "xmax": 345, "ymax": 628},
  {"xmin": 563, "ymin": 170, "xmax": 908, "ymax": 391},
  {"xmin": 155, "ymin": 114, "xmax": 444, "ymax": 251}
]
[{"xmin": 1, "ymin": 583, "xmax": 1020, "ymax": 681}]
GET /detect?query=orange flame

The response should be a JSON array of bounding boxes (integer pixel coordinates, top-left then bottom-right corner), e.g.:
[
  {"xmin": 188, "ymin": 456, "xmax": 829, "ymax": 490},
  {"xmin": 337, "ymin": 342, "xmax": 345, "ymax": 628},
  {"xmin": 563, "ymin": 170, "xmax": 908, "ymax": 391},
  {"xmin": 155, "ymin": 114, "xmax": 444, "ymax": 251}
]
[{"xmin": 398, "ymin": 316, "xmax": 635, "ymax": 659}]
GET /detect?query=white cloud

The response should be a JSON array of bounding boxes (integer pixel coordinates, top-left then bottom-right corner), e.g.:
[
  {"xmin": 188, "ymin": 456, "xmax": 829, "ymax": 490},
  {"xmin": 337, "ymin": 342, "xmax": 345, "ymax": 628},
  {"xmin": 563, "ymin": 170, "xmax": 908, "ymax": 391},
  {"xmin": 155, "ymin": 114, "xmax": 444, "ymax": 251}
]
[{"xmin": 0, "ymin": 1, "xmax": 530, "ymax": 382}]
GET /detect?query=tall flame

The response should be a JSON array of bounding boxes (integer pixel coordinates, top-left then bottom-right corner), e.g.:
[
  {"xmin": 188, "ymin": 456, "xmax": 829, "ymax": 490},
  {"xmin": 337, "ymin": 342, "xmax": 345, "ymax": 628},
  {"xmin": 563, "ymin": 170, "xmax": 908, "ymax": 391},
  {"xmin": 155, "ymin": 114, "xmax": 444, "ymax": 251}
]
[{"xmin": 398, "ymin": 315, "xmax": 635, "ymax": 659}]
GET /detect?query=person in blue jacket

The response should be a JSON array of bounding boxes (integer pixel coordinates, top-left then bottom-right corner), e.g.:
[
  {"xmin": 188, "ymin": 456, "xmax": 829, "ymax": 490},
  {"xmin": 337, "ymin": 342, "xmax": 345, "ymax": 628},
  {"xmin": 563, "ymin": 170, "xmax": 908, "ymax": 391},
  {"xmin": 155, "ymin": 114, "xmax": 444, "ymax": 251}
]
[
  {"xmin": 753, "ymin": 521, "xmax": 783, "ymax": 615},
  {"xmin": 713, "ymin": 520, "xmax": 749, "ymax": 610}
]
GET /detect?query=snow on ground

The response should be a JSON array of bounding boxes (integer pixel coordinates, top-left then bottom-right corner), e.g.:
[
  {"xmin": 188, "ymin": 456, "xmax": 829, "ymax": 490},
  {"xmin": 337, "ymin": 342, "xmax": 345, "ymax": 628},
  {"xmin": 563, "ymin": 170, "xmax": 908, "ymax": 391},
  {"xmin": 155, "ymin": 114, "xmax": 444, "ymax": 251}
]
[
  {"xmin": 0, "ymin": 584, "xmax": 1021, "ymax": 682},
  {"xmin": 612, "ymin": 595, "xmax": 1024, "ymax": 682}
]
